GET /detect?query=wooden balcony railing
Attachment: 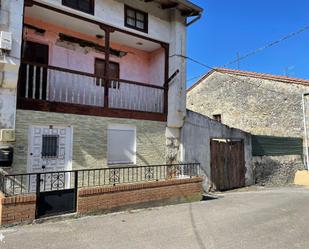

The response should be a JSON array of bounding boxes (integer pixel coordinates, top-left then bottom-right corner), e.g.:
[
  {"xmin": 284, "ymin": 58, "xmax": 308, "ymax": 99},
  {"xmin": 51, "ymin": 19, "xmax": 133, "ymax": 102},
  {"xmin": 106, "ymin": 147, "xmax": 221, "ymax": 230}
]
[{"xmin": 18, "ymin": 61, "xmax": 166, "ymax": 117}]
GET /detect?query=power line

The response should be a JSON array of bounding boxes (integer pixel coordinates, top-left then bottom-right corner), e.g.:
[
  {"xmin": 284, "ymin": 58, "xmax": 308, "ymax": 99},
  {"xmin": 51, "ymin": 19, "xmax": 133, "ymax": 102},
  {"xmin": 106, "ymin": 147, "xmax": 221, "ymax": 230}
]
[
  {"xmin": 170, "ymin": 54, "xmax": 213, "ymax": 70},
  {"xmin": 184, "ymin": 24, "xmax": 309, "ymax": 83},
  {"xmin": 222, "ymin": 25, "xmax": 309, "ymax": 67},
  {"xmin": 171, "ymin": 53, "xmax": 300, "ymax": 97}
]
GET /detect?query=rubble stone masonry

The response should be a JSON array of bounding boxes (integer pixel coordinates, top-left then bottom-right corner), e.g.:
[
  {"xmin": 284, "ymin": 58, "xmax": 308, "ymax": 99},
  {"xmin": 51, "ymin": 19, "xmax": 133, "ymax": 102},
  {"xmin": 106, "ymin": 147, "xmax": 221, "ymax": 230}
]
[{"xmin": 187, "ymin": 71, "xmax": 309, "ymax": 138}]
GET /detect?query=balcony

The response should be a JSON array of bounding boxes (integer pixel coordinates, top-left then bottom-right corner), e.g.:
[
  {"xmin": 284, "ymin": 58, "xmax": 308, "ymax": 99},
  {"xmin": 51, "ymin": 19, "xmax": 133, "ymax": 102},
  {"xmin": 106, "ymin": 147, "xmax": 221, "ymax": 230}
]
[
  {"xmin": 18, "ymin": 0, "xmax": 169, "ymax": 121},
  {"xmin": 18, "ymin": 61, "xmax": 165, "ymax": 119}
]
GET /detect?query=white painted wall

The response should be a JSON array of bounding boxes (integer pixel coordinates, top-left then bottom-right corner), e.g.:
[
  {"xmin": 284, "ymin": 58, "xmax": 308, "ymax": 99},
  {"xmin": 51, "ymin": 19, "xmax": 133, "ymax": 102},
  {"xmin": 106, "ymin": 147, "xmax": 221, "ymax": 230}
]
[
  {"xmin": 38, "ymin": 0, "xmax": 171, "ymax": 43},
  {"xmin": 2, "ymin": 0, "xmax": 194, "ymax": 164},
  {"xmin": 0, "ymin": 0, "xmax": 24, "ymax": 132},
  {"xmin": 168, "ymin": 9, "xmax": 186, "ymax": 129},
  {"xmin": 32, "ymin": 0, "xmax": 188, "ymax": 131},
  {"xmin": 181, "ymin": 110, "xmax": 254, "ymax": 192}
]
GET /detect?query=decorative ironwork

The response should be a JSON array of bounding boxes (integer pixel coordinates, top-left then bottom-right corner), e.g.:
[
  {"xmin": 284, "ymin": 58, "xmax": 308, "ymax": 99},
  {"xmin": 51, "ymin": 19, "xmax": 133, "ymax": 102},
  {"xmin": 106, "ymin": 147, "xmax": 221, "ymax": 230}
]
[
  {"xmin": 51, "ymin": 173, "xmax": 65, "ymax": 189},
  {"xmin": 0, "ymin": 163, "xmax": 200, "ymax": 196},
  {"xmin": 109, "ymin": 168, "xmax": 120, "ymax": 185},
  {"xmin": 144, "ymin": 167, "xmax": 154, "ymax": 180}
]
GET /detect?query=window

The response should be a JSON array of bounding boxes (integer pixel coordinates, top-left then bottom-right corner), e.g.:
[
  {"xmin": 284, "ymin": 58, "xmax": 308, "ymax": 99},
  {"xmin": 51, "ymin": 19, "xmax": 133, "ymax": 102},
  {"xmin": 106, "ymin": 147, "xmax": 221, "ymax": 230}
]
[
  {"xmin": 124, "ymin": 5, "xmax": 148, "ymax": 33},
  {"xmin": 213, "ymin": 114, "xmax": 222, "ymax": 123},
  {"xmin": 62, "ymin": 0, "xmax": 94, "ymax": 15},
  {"xmin": 107, "ymin": 125, "xmax": 136, "ymax": 164},
  {"xmin": 95, "ymin": 59, "xmax": 120, "ymax": 88},
  {"xmin": 42, "ymin": 135, "xmax": 59, "ymax": 158}
]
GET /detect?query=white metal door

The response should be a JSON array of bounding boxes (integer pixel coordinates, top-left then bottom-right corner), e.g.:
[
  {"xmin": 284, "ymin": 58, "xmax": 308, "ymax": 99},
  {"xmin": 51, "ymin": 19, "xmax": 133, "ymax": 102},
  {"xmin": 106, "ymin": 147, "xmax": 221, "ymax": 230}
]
[{"xmin": 27, "ymin": 125, "xmax": 72, "ymax": 191}]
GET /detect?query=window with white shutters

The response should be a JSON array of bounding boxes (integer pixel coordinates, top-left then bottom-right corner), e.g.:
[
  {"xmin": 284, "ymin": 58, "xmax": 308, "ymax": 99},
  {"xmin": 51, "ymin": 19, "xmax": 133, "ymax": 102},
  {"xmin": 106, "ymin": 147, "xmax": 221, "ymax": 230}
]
[{"xmin": 107, "ymin": 125, "xmax": 136, "ymax": 164}]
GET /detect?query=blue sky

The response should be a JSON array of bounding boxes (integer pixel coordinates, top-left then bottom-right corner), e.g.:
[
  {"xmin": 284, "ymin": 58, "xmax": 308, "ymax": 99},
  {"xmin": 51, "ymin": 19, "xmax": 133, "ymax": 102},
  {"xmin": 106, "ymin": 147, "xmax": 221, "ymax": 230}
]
[{"xmin": 186, "ymin": 0, "xmax": 309, "ymax": 88}]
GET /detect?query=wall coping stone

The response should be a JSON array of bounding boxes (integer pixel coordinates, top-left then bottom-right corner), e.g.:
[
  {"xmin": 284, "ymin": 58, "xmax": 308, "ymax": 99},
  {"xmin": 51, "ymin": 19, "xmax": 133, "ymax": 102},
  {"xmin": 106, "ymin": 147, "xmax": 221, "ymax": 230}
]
[
  {"xmin": 0, "ymin": 194, "xmax": 36, "ymax": 205},
  {"xmin": 79, "ymin": 177, "xmax": 203, "ymax": 197}
]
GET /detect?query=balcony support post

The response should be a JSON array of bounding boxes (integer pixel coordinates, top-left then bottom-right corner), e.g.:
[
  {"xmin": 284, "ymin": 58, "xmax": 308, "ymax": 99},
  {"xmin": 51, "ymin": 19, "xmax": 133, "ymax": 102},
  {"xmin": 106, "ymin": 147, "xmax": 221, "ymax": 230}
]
[
  {"xmin": 163, "ymin": 44, "xmax": 170, "ymax": 115},
  {"xmin": 99, "ymin": 26, "xmax": 114, "ymax": 109},
  {"xmin": 103, "ymin": 28, "xmax": 110, "ymax": 108}
]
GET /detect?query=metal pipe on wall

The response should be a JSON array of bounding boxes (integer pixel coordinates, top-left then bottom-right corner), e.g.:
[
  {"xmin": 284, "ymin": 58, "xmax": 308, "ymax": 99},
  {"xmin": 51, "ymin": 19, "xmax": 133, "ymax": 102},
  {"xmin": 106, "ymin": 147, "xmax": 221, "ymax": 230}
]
[{"xmin": 302, "ymin": 93, "xmax": 309, "ymax": 170}]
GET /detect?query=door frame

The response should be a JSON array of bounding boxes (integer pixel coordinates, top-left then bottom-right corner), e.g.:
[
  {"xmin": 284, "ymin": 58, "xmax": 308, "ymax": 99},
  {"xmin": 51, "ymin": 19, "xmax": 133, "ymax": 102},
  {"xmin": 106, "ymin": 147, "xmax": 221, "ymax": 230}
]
[{"xmin": 27, "ymin": 125, "xmax": 73, "ymax": 174}]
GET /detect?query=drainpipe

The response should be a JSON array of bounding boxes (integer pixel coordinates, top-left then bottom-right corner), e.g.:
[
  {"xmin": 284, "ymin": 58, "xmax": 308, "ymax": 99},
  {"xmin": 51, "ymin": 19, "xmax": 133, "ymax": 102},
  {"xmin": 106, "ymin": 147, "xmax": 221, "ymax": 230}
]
[
  {"xmin": 302, "ymin": 93, "xmax": 309, "ymax": 170},
  {"xmin": 186, "ymin": 14, "xmax": 202, "ymax": 27}
]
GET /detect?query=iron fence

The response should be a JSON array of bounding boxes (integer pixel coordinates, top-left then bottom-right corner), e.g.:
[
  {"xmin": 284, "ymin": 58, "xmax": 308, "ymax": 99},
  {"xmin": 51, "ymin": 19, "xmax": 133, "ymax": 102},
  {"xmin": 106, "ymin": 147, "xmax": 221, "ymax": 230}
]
[{"xmin": 0, "ymin": 163, "xmax": 200, "ymax": 196}]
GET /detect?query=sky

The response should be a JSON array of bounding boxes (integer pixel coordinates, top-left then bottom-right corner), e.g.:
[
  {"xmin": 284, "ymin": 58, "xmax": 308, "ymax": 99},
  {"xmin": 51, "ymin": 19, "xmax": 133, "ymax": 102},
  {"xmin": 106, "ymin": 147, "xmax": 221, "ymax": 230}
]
[{"xmin": 186, "ymin": 0, "xmax": 309, "ymax": 88}]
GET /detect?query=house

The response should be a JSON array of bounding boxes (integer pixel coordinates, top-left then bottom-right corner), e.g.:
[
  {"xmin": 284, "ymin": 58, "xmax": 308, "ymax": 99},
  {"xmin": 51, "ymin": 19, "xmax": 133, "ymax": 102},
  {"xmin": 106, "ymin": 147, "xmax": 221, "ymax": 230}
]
[
  {"xmin": 0, "ymin": 0, "xmax": 203, "ymax": 172},
  {"xmin": 187, "ymin": 68, "xmax": 307, "ymax": 185},
  {"xmin": 0, "ymin": 0, "xmax": 204, "ymax": 224}
]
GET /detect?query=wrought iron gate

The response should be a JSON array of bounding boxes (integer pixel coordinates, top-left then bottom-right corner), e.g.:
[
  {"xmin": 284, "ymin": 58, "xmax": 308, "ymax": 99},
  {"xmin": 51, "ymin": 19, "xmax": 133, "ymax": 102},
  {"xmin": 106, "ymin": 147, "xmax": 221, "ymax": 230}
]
[
  {"xmin": 36, "ymin": 171, "xmax": 77, "ymax": 218},
  {"xmin": 210, "ymin": 139, "xmax": 245, "ymax": 191},
  {"xmin": 0, "ymin": 163, "xmax": 201, "ymax": 218}
]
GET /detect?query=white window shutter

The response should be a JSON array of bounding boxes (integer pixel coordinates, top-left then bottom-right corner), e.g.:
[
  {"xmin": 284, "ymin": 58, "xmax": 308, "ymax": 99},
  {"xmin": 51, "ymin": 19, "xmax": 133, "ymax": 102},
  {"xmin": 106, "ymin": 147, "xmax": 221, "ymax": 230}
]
[{"xmin": 107, "ymin": 125, "xmax": 136, "ymax": 164}]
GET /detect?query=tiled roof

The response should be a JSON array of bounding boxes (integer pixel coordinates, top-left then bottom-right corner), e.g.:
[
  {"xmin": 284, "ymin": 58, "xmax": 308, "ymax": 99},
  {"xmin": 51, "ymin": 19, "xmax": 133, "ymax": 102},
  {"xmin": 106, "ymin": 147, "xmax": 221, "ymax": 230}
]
[{"xmin": 187, "ymin": 68, "xmax": 309, "ymax": 92}]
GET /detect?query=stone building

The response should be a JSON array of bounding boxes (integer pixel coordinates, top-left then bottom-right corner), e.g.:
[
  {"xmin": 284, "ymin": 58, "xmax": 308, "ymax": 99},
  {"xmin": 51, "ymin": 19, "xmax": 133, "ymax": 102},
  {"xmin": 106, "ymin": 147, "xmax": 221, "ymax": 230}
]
[{"xmin": 187, "ymin": 68, "xmax": 308, "ymax": 185}]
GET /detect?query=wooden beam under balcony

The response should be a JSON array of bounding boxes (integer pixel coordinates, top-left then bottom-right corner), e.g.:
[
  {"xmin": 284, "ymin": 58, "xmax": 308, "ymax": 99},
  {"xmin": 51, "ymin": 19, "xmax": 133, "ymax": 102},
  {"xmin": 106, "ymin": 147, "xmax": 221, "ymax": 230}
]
[{"xmin": 17, "ymin": 98, "xmax": 167, "ymax": 122}]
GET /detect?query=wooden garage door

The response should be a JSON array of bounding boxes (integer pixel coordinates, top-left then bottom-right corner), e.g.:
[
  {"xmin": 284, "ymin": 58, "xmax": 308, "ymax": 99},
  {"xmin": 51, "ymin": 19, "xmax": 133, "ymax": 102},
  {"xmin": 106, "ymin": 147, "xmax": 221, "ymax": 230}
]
[{"xmin": 210, "ymin": 139, "xmax": 245, "ymax": 191}]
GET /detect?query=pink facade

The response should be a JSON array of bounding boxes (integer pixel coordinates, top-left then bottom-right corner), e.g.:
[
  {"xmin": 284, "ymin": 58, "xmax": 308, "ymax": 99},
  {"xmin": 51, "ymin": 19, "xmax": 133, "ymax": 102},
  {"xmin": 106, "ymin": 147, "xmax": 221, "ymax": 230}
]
[{"xmin": 24, "ymin": 17, "xmax": 165, "ymax": 86}]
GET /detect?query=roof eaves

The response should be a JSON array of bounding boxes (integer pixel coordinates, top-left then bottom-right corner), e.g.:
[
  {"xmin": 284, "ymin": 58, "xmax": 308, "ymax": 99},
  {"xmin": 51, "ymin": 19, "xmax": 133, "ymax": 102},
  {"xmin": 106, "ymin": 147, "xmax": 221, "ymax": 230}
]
[
  {"xmin": 176, "ymin": 0, "xmax": 203, "ymax": 14},
  {"xmin": 187, "ymin": 69, "xmax": 216, "ymax": 92},
  {"xmin": 215, "ymin": 68, "xmax": 309, "ymax": 86},
  {"xmin": 187, "ymin": 68, "xmax": 309, "ymax": 92}
]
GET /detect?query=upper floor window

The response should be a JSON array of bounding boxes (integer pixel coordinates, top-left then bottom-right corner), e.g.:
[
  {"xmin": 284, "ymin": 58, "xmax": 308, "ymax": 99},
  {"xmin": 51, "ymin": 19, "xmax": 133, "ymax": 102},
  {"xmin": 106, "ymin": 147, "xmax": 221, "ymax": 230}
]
[
  {"xmin": 124, "ymin": 5, "xmax": 148, "ymax": 33},
  {"xmin": 62, "ymin": 0, "xmax": 94, "ymax": 15}
]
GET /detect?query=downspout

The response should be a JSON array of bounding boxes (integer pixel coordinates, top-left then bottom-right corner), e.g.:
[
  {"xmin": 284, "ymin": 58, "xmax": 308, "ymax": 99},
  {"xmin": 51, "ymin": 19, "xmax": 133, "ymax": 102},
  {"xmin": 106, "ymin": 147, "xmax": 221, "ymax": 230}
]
[
  {"xmin": 186, "ymin": 14, "xmax": 201, "ymax": 27},
  {"xmin": 302, "ymin": 93, "xmax": 309, "ymax": 170}
]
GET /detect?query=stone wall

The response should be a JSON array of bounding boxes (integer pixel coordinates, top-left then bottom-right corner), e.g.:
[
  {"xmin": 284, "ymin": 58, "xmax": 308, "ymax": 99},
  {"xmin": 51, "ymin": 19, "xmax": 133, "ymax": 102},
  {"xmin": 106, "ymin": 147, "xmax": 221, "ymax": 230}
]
[
  {"xmin": 181, "ymin": 110, "xmax": 253, "ymax": 191},
  {"xmin": 187, "ymin": 71, "xmax": 308, "ymax": 186},
  {"xmin": 13, "ymin": 110, "xmax": 166, "ymax": 173},
  {"xmin": 253, "ymin": 155, "xmax": 305, "ymax": 186},
  {"xmin": 187, "ymin": 71, "xmax": 309, "ymax": 138}
]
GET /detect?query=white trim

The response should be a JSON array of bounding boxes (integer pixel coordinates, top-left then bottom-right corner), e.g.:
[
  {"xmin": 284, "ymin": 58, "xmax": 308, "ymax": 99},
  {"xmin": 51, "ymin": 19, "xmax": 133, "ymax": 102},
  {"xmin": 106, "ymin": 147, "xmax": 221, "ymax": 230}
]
[
  {"xmin": 27, "ymin": 125, "xmax": 73, "ymax": 173},
  {"xmin": 66, "ymin": 125, "xmax": 73, "ymax": 171},
  {"xmin": 107, "ymin": 123, "xmax": 136, "ymax": 131},
  {"xmin": 26, "ymin": 126, "xmax": 34, "ymax": 174}
]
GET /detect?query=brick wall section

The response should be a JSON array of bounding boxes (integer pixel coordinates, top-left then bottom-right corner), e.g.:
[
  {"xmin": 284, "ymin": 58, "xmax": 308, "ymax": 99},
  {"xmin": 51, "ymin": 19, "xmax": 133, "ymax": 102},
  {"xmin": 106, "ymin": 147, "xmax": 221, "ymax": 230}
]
[
  {"xmin": 0, "ymin": 178, "xmax": 203, "ymax": 225},
  {"xmin": 0, "ymin": 193, "xmax": 36, "ymax": 225},
  {"xmin": 78, "ymin": 177, "xmax": 203, "ymax": 214}
]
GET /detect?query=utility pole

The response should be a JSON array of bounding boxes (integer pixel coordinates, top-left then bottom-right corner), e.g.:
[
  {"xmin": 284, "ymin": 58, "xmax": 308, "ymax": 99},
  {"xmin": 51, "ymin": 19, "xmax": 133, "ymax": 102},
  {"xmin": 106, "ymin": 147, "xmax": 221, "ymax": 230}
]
[
  {"xmin": 236, "ymin": 52, "xmax": 240, "ymax": 70},
  {"xmin": 285, "ymin": 67, "xmax": 289, "ymax": 77}
]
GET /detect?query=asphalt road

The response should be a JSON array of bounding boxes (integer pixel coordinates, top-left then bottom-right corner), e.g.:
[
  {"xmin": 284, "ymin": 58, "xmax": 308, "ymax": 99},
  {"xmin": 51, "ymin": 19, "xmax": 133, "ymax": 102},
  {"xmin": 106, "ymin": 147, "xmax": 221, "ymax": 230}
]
[{"xmin": 1, "ymin": 186, "xmax": 309, "ymax": 249}]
